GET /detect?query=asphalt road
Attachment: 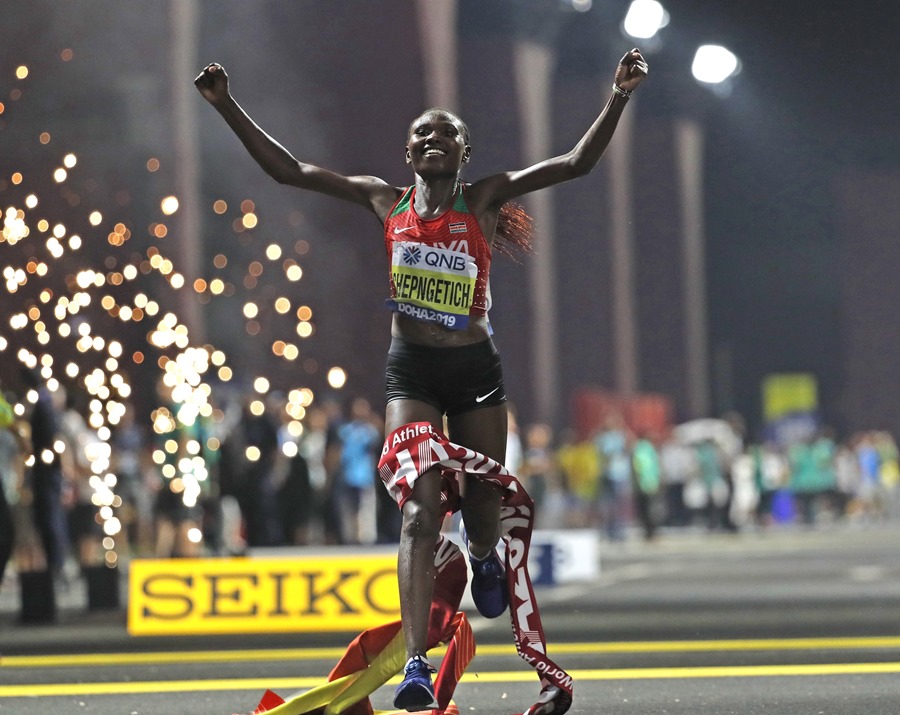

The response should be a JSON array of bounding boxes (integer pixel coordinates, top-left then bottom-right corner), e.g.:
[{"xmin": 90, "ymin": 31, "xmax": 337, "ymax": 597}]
[{"xmin": 2, "ymin": 522, "xmax": 900, "ymax": 715}]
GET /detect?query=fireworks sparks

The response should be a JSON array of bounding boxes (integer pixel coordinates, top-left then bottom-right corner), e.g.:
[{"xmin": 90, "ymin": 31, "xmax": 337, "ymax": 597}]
[{"xmin": 2, "ymin": 51, "xmax": 345, "ymax": 561}]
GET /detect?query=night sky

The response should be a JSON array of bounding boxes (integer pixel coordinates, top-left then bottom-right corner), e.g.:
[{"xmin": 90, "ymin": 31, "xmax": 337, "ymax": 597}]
[
  {"xmin": 463, "ymin": 0, "xmax": 899, "ymax": 433},
  {"xmin": 657, "ymin": 0, "xmax": 899, "ymax": 432}
]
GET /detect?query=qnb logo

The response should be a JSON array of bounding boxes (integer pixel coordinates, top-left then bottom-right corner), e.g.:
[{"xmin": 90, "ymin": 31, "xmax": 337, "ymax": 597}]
[{"xmin": 402, "ymin": 246, "xmax": 421, "ymax": 265}]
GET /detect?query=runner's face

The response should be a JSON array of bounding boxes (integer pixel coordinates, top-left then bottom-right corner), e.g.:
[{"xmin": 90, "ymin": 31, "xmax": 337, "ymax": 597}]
[{"xmin": 406, "ymin": 111, "xmax": 470, "ymax": 177}]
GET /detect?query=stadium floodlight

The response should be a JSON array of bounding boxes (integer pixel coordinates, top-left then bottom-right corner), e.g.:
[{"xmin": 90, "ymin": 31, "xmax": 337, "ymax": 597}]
[
  {"xmin": 622, "ymin": 0, "xmax": 670, "ymax": 40},
  {"xmin": 691, "ymin": 44, "xmax": 741, "ymax": 84}
]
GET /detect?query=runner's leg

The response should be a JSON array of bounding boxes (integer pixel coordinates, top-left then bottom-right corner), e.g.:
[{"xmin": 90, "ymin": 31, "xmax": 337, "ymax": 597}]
[
  {"xmin": 386, "ymin": 398, "xmax": 445, "ymax": 658},
  {"xmin": 448, "ymin": 403, "xmax": 507, "ymax": 558}
]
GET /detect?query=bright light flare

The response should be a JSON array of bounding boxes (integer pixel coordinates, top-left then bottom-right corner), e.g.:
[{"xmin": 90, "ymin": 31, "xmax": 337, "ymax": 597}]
[
  {"xmin": 160, "ymin": 196, "xmax": 179, "ymax": 215},
  {"xmin": 327, "ymin": 366, "xmax": 347, "ymax": 389},
  {"xmin": 623, "ymin": 0, "xmax": 669, "ymax": 40},
  {"xmin": 692, "ymin": 45, "xmax": 741, "ymax": 84}
]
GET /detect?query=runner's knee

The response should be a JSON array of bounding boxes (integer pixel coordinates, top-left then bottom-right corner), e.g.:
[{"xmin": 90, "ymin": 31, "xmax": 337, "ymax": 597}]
[{"xmin": 401, "ymin": 498, "xmax": 442, "ymax": 542}]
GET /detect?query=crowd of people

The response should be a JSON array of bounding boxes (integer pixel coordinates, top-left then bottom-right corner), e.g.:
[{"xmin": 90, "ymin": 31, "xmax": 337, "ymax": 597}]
[
  {"xmin": 507, "ymin": 409, "xmax": 900, "ymax": 542},
  {"xmin": 2, "ymin": 373, "xmax": 899, "ymax": 598},
  {"xmin": 0, "ymin": 373, "xmax": 398, "ymax": 594}
]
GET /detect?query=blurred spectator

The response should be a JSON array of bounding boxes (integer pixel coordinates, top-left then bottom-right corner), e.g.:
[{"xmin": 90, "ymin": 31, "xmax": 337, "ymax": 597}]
[
  {"xmin": 22, "ymin": 366, "xmax": 71, "ymax": 578},
  {"xmin": 521, "ymin": 423, "xmax": 554, "ymax": 506},
  {"xmin": 659, "ymin": 436, "xmax": 697, "ymax": 527},
  {"xmin": 833, "ymin": 440, "xmax": 861, "ymax": 518},
  {"xmin": 556, "ymin": 429, "xmax": 602, "ymax": 528},
  {"xmin": 278, "ymin": 437, "xmax": 312, "ymax": 546},
  {"xmin": 631, "ymin": 434, "xmax": 662, "ymax": 540},
  {"xmin": 336, "ymin": 397, "xmax": 381, "ymax": 545},
  {"xmin": 266, "ymin": 391, "xmax": 297, "ymax": 546},
  {"xmin": 110, "ymin": 400, "xmax": 153, "ymax": 555},
  {"xmin": 788, "ymin": 430, "xmax": 836, "ymax": 525},
  {"xmin": 696, "ymin": 439, "xmax": 730, "ymax": 531},
  {"xmin": 854, "ymin": 432, "xmax": 882, "ymax": 518},
  {"xmin": 505, "ymin": 403, "xmax": 524, "ymax": 475},
  {"xmin": 151, "ymin": 378, "xmax": 205, "ymax": 558},
  {"xmin": 58, "ymin": 385, "xmax": 104, "ymax": 568},
  {"xmin": 0, "ymin": 388, "xmax": 19, "ymax": 588},
  {"xmin": 215, "ymin": 389, "xmax": 250, "ymax": 554},
  {"xmin": 875, "ymin": 432, "xmax": 900, "ymax": 519},
  {"xmin": 721, "ymin": 412, "xmax": 746, "ymax": 531},
  {"xmin": 749, "ymin": 441, "xmax": 790, "ymax": 526},
  {"xmin": 268, "ymin": 392, "xmax": 294, "ymax": 489},
  {"xmin": 521, "ymin": 422, "xmax": 562, "ymax": 528},
  {"xmin": 596, "ymin": 415, "xmax": 632, "ymax": 540},
  {"xmin": 295, "ymin": 405, "xmax": 344, "ymax": 545},
  {"xmin": 269, "ymin": 391, "xmax": 317, "ymax": 547},
  {"xmin": 237, "ymin": 391, "xmax": 284, "ymax": 547}
]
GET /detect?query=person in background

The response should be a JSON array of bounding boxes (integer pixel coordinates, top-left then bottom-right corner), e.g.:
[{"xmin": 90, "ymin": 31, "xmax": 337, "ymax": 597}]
[
  {"xmin": 21, "ymin": 366, "xmax": 71, "ymax": 580},
  {"xmin": 596, "ymin": 414, "xmax": 633, "ymax": 541},
  {"xmin": 504, "ymin": 403, "xmax": 524, "ymax": 477},
  {"xmin": 631, "ymin": 433, "xmax": 662, "ymax": 540},
  {"xmin": 0, "ymin": 388, "xmax": 21, "ymax": 589},
  {"xmin": 659, "ymin": 434, "xmax": 697, "ymax": 527},
  {"xmin": 833, "ymin": 439, "xmax": 861, "ymax": 519},
  {"xmin": 151, "ymin": 378, "xmax": 205, "ymax": 558},
  {"xmin": 58, "ymin": 386, "xmax": 104, "ymax": 569},
  {"xmin": 696, "ymin": 438, "xmax": 729, "ymax": 531},
  {"xmin": 291, "ymin": 405, "xmax": 343, "ymax": 545},
  {"xmin": 520, "ymin": 422, "xmax": 557, "ymax": 528},
  {"xmin": 238, "ymin": 391, "xmax": 284, "ymax": 547},
  {"xmin": 788, "ymin": 429, "xmax": 836, "ymax": 525},
  {"xmin": 336, "ymin": 397, "xmax": 382, "ymax": 545},
  {"xmin": 110, "ymin": 401, "xmax": 152, "ymax": 555},
  {"xmin": 745, "ymin": 441, "xmax": 787, "ymax": 527},
  {"xmin": 556, "ymin": 428, "xmax": 603, "ymax": 528}
]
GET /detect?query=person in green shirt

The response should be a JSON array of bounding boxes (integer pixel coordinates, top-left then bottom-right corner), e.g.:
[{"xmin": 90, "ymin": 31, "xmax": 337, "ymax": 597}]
[{"xmin": 632, "ymin": 436, "xmax": 661, "ymax": 540}]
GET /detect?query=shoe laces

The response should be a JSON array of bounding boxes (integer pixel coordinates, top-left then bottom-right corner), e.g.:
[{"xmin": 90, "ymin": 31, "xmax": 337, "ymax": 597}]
[
  {"xmin": 404, "ymin": 654, "xmax": 437, "ymax": 675},
  {"xmin": 472, "ymin": 551, "xmax": 503, "ymax": 578}
]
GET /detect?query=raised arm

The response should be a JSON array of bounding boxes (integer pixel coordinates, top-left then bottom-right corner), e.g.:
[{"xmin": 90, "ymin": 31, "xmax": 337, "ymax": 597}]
[
  {"xmin": 194, "ymin": 63, "xmax": 398, "ymax": 217},
  {"xmin": 468, "ymin": 48, "xmax": 648, "ymax": 211}
]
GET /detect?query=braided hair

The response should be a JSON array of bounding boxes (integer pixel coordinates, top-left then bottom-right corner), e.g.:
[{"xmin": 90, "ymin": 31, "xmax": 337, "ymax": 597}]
[{"xmin": 495, "ymin": 201, "xmax": 534, "ymax": 258}]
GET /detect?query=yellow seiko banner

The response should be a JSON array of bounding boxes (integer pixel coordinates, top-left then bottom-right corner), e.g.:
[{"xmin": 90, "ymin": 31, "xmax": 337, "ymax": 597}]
[{"xmin": 128, "ymin": 555, "xmax": 399, "ymax": 636}]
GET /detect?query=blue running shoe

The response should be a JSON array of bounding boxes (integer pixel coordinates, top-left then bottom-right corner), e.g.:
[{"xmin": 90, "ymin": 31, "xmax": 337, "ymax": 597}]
[
  {"xmin": 393, "ymin": 655, "xmax": 438, "ymax": 711},
  {"xmin": 460, "ymin": 525, "xmax": 509, "ymax": 619}
]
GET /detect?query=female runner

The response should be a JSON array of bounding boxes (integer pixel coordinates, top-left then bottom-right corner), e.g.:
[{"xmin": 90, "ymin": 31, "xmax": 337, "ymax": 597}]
[{"xmin": 195, "ymin": 47, "xmax": 647, "ymax": 711}]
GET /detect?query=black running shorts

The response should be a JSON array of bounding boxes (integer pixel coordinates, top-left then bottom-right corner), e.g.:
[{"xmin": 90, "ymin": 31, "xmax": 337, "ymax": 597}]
[{"xmin": 385, "ymin": 337, "xmax": 507, "ymax": 416}]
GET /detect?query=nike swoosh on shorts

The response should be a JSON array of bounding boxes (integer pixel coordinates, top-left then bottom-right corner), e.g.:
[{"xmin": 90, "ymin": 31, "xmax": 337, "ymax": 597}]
[{"xmin": 475, "ymin": 387, "xmax": 500, "ymax": 403}]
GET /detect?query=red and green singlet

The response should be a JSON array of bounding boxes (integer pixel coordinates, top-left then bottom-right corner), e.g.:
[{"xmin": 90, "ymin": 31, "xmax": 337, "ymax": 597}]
[{"xmin": 383, "ymin": 184, "xmax": 492, "ymax": 330}]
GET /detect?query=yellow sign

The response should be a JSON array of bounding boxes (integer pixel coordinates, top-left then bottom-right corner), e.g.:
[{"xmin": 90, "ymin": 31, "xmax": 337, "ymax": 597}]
[
  {"xmin": 128, "ymin": 555, "xmax": 399, "ymax": 636},
  {"xmin": 762, "ymin": 372, "xmax": 818, "ymax": 422}
]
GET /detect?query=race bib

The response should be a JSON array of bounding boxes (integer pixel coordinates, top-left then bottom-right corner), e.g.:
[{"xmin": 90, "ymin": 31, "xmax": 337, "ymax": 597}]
[{"xmin": 387, "ymin": 241, "xmax": 477, "ymax": 330}]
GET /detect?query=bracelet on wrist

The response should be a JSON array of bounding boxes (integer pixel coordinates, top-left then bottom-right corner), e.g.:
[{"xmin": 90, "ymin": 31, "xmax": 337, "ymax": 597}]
[{"xmin": 612, "ymin": 83, "xmax": 632, "ymax": 99}]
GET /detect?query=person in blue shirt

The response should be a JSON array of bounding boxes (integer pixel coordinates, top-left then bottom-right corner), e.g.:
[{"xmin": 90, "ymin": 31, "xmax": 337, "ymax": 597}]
[{"xmin": 336, "ymin": 398, "xmax": 382, "ymax": 544}]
